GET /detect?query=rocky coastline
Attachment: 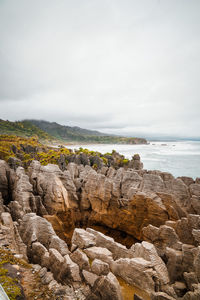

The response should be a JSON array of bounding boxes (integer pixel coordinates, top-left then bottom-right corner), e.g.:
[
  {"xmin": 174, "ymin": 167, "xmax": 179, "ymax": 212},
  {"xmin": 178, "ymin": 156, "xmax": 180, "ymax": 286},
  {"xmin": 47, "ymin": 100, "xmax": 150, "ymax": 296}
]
[{"xmin": 0, "ymin": 146, "xmax": 200, "ymax": 299}]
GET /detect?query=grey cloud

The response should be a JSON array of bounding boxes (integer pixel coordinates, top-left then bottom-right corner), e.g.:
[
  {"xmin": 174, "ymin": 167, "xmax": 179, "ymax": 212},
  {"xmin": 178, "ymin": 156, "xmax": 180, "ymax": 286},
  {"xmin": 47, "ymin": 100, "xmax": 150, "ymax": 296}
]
[{"xmin": 0, "ymin": 0, "xmax": 200, "ymax": 138}]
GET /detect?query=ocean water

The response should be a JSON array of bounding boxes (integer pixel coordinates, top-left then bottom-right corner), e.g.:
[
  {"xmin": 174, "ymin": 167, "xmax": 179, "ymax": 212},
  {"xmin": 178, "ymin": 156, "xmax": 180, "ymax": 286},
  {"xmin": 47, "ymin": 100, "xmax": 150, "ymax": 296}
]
[{"xmin": 70, "ymin": 141, "xmax": 200, "ymax": 179}]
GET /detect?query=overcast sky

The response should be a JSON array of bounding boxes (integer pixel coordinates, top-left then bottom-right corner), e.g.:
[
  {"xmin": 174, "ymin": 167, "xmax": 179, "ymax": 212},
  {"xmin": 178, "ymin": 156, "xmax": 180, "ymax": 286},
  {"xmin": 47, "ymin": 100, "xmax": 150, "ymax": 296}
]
[{"xmin": 0, "ymin": 0, "xmax": 200, "ymax": 139}]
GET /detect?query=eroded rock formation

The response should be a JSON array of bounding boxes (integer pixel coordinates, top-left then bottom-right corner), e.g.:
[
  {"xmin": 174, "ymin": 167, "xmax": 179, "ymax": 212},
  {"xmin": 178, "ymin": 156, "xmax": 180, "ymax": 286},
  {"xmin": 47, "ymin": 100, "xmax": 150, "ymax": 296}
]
[{"xmin": 0, "ymin": 157, "xmax": 200, "ymax": 299}]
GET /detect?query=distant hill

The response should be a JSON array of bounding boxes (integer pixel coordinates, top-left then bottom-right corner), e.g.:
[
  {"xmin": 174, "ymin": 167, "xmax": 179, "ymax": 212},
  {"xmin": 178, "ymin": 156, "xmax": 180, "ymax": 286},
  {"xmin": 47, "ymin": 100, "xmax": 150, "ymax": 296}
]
[
  {"xmin": 28, "ymin": 119, "xmax": 107, "ymax": 139},
  {"xmin": 0, "ymin": 119, "xmax": 53, "ymax": 141},
  {"xmin": 0, "ymin": 119, "xmax": 147, "ymax": 144}
]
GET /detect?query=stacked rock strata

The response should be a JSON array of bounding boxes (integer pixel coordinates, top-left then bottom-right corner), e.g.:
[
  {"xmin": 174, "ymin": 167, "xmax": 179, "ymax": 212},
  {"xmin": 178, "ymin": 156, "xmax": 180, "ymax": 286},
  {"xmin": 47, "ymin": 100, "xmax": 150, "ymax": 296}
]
[{"xmin": 0, "ymin": 157, "xmax": 200, "ymax": 299}]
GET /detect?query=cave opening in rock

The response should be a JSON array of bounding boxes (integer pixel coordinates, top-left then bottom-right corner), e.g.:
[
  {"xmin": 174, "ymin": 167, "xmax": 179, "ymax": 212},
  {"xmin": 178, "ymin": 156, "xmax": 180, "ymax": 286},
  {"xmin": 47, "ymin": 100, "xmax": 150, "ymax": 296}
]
[
  {"xmin": 48, "ymin": 211, "xmax": 140, "ymax": 249},
  {"xmin": 57, "ymin": 219, "xmax": 139, "ymax": 249}
]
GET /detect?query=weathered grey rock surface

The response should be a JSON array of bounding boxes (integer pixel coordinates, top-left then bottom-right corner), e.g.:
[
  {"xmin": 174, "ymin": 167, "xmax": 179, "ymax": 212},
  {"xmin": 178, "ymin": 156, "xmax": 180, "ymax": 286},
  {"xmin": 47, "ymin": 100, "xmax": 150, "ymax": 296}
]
[
  {"xmin": 0, "ymin": 157, "xmax": 200, "ymax": 299},
  {"xmin": 1, "ymin": 159, "xmax": 194, "ymax": 242}
]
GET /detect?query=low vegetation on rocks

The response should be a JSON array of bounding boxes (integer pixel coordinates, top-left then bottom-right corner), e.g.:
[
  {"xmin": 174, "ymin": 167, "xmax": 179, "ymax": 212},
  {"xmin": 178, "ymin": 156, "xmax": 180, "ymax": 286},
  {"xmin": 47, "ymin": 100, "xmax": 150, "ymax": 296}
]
[
  {"xmin": 0, "ymin": 134, "xmax": 143, "ymax": 171},
  {"xmin": 0, "ymin": 248, "xmax": 29, "ymax": 300}
]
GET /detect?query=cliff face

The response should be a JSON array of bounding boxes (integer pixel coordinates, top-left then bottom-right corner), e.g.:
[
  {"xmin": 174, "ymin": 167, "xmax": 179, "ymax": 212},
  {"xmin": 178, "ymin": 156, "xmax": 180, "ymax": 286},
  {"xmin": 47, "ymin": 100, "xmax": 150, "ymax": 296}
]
[{"xmin": 0, "ymin": 157, "xmax": 200, "ymax": 299}]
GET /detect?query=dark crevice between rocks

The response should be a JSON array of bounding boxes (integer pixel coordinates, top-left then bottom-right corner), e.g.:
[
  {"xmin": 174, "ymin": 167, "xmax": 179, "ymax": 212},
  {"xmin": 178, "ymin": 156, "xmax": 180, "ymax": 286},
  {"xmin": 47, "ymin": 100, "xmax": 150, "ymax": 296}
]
[
  {"xmin": 85, "ymin": 223, "xmax": 140, "ymax": 248},
  {"xmin": 4, "ymin": 170, "xmax": 13, "ymax": 205},
  {"xmin": 31, "ymin": 177, "xmax": 40, "ymax": 197}
]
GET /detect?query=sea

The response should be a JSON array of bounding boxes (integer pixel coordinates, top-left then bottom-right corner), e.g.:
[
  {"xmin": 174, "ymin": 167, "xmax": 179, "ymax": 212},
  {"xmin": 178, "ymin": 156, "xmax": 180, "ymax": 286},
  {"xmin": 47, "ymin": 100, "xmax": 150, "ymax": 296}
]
[{"xmin": 69, "ymin": 141, "xmax": 200, "ymax": 180}]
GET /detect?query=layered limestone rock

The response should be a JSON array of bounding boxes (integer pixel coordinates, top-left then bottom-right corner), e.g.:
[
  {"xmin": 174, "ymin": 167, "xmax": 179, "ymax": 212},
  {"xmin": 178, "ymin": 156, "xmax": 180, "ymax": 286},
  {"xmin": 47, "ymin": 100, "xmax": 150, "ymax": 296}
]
[
  {"xmin": 0, "ymin": 212, "xmax": 27, "ymax": 258},
  {"xmin": 11, "ymin": 167, "xmax": 35, "ymax": 217},
  {"xmin": 14, "ymin": 213, "xmax": 172, "ymax": 299},
  {"xmin": 142, "ymin": 213, "xmax": 200, "ymax": 299},
  {"xmin": 27, "ymin": 161, "xmax": 80, "ymax": 242},
  {"xmin": 20, "ymin": 210, "xmax": 200, "ymax": 299},
  {"xmin": 0, "ymin": 159, "xmax": 196, "ymax": 244},
  {"xmin": 88, "ymin": 272, "xmax": 123, "ymax": 300},
  {"xmin": 1, "ymin": 157, "xmax": 200, "ymax": 299},
  {"xmin": 28, "ymin": 161, "xmax": 78, "ymax": 213},
  {"xmin": 2, "ymin": 207, "xmax": 200, "ymax": 299}
]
